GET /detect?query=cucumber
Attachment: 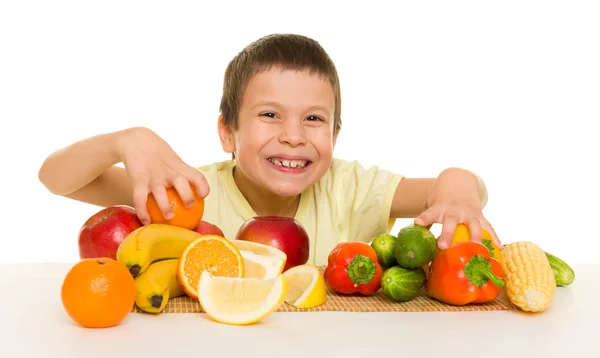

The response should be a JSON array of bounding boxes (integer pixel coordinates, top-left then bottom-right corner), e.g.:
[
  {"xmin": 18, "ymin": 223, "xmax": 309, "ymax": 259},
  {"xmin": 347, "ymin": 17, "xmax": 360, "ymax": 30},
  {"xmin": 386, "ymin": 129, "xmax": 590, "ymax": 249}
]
[
  {"xmin": 394, "ymin": 224, "xmax": 437, "ymax": 269},
  {"xmin": 545, "ymin": 252, "xmax": 575, "ymax": 287},
  {"xmin": 371, "ymin": 233, "xmax": 398, "ymax": 269},
  {"xmin": 381, "ymin": 265, "xmax": 426, "ymax": 302}
]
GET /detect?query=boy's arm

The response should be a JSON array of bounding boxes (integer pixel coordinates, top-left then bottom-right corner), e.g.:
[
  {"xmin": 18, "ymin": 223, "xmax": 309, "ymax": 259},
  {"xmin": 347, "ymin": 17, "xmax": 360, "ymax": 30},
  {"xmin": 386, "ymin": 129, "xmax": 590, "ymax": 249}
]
[
  {"xmin": 389, "ymin": 177, "xmax": 435, "ymax": 219},
  {"xmin": 38, "ymin": 129, "xmax": 134, "ymax": 208},
  {"xmin": 39, "ymin": 126, "xmax": 210, "ymax": 224},
  {"xmin": 390, "ymin": 167, "xmax": 497, "ymax": 248},
  {"xmin": 390, "ymin": 168, "xmax": 487, "ymax": 218}
]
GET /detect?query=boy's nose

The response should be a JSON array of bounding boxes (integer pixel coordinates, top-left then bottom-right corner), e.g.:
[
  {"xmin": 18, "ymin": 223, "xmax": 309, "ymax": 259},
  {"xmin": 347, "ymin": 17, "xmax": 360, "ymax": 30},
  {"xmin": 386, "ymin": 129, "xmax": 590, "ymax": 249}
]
[{"xmin": 278, "ymin": 119, "xmax": 307, "ymax": 147}]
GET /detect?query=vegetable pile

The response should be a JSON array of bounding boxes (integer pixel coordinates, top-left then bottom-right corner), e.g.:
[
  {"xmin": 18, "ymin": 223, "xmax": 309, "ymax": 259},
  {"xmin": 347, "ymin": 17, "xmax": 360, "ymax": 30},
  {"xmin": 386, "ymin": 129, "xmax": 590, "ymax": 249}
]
[{"xmin": 322, "ymin": 223, "xmax": 575, "ymax": 313}]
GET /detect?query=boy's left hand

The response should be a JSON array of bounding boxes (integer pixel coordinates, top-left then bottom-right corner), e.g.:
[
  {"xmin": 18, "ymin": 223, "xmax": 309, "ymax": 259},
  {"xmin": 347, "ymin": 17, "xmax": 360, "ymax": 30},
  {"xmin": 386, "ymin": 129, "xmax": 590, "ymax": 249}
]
[
  {"xmin": 412, "ymin": 168, "xmax": 503, "ymax": 251},
  {"xmin": 414, "ymin": 201, "xmax": 502, "ymax": 250}
]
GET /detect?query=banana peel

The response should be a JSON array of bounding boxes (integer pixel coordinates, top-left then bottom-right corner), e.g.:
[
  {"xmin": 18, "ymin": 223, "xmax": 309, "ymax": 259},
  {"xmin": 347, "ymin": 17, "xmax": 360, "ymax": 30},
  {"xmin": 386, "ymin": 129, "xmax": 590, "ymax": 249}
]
[
  {"xmin": 134, "ymin": 259, "xmax": 186, "ymax": 313},
  {"xmin": 116, "ymin": 224, "xmax": 202, "ymax": 277}
]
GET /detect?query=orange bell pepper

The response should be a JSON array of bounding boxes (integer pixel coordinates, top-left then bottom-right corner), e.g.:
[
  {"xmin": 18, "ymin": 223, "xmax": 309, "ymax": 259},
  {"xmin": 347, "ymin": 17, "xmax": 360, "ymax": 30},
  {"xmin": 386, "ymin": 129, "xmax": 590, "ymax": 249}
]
[{"xmin": 425, "ymin": 241, "xmax": 505, "ymax": 305}]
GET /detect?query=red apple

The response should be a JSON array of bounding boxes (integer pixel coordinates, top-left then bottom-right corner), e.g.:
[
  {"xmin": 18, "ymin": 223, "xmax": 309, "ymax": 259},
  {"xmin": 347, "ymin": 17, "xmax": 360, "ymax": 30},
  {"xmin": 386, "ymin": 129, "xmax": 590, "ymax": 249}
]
[
  {"xmin": 193, "ymin": 220, "xmax": 225, "ymax": 237},
  {"xmin": 235, "ymin": 216, "xmax": 310, "ymax": 272},
  {"xmin": 78, "ymin": 205, "xmax": 144, "ymax": 260},
  {"xmin": 194, "ymin": 220, "xmax": 225, "ymax": 237}
]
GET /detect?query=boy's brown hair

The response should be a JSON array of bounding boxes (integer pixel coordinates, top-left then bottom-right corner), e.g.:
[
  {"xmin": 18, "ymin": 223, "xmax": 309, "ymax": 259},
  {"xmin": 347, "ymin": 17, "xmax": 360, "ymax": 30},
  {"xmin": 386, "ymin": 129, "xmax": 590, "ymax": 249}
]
[{"xmin": 219, "ymin": 33, "xmax": 342, "ymax": 135}]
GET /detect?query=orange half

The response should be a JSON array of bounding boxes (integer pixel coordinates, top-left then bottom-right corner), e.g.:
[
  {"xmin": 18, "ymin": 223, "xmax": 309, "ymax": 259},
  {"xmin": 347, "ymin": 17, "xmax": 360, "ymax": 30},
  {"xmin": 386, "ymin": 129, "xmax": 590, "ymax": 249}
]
[{"xmin": 177, "ymin": 235, "xmax": 244, "ymax": 299}]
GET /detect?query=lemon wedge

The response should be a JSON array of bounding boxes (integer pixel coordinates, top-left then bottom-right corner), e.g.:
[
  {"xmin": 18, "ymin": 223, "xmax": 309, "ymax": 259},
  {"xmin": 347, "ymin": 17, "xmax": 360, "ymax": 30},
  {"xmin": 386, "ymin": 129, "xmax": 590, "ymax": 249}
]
[
  {"xmin": 231, "ymin": 240, "xmax": 287, "ymax": 279},
  {"xmin": 197, "ymin": 270, "xmax": 287, "ymax": 325},
  {"xmin": 282, "ymin": 265, "xmax": 327, "ymax": 309}
]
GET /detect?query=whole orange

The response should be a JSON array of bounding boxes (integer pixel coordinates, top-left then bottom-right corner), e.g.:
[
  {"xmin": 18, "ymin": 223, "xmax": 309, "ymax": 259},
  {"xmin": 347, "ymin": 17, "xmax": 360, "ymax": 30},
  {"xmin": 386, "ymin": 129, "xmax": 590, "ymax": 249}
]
[
  {"xmin": 61, "ymin": 258, "xmax": 136, "ymax": 328},
  {"xmin": 146, "ymin": 187, "xmax": 204, "ymax": 229}
]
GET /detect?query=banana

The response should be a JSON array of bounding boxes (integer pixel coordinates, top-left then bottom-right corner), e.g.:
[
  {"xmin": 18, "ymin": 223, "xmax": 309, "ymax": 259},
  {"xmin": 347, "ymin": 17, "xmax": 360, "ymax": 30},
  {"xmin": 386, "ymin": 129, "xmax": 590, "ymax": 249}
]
[
  {"xmin": 116, "ymin": 223, "xmax": 202, "ymax": 277},
  {"xmin": 134, "ymin": 258, "xmax": 186, "ymax": 313}
]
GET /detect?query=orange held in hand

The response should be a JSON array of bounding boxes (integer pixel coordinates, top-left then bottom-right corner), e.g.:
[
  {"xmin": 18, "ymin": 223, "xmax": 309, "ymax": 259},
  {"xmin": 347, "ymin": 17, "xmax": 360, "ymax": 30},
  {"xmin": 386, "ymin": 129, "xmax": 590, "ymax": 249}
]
[
  {"xmin": 177, "ymin": 235, "xmax": 245, "ymax": 299},
  {"xmin": 147, "ymin": 187, "xmax": 204, "ymax": 230},
  {"xmin": 61, "ymin": 258, "xmax": 136, "ymax": 328}
]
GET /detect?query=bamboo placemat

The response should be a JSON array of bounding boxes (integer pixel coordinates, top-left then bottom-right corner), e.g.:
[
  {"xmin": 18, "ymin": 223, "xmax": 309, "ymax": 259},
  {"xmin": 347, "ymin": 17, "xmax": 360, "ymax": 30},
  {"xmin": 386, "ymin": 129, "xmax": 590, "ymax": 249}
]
[{"xmin": 132, "ymin": 266, "xmax": 509, "ymax": 313}]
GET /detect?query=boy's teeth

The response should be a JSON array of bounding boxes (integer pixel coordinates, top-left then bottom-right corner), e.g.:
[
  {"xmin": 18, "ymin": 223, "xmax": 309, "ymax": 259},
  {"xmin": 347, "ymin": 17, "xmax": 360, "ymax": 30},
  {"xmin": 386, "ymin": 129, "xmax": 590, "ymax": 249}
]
[{"xmin": 268, "ymin": 158, "xmax": 307, "ymax": 168}]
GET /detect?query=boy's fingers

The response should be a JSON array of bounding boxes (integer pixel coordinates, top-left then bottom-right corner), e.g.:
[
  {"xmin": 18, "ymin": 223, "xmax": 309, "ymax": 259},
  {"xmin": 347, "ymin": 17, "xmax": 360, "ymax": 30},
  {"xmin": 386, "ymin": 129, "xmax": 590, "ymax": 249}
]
[
  {"xmin": 484, "ymin": 222, "xmax": 503, "ymax": 249},
  {"xmin": 438, "ymin": 213, "xmax": 458, "ymax": 249},
  {"xmin": 150, "ymin": 183, "xmax": 174, "ymax": 220},
  {"xmin": 466, "ymin": 217, "xmax": 482, "ymax": 243},
  {"xmin": 132, "ymin": 183, "xmax": 151, "ymax": 225},
  {"xmin": 172, "ymin": 176, "xmax": 195, "ymax": 209},
  {"xmin": 414, "ymin": 209, "xmax": 435, "ymax": 227},
  {"xmin": 188, "ymin": 169, "xmax": 210, "ymax": 198}
]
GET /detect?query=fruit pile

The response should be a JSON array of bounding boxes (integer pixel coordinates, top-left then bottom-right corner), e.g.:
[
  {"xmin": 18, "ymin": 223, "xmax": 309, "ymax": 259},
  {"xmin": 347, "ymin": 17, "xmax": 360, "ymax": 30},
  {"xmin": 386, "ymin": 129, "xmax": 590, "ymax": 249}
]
[
  {"xmin": 351, "ymin": 223, "xmax": 576, "ymax": 312},
  {"xmin": 116, "ymin": 223, "xmax": 325, "ymax": 325},
  {"xmin": 62, "ymin": 190, "xmax": 326, "ymax": 329},
  {"xmin": 61, "ymin": 188, "xmax": 576, "ymax": 329}
]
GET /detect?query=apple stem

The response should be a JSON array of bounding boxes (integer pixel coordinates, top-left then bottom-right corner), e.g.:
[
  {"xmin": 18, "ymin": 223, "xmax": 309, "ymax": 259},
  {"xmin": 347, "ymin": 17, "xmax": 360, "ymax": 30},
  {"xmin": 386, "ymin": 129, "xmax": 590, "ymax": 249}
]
[{"xmin": 346, "ymin": 254, "xmax": 376, "ymax": 285}]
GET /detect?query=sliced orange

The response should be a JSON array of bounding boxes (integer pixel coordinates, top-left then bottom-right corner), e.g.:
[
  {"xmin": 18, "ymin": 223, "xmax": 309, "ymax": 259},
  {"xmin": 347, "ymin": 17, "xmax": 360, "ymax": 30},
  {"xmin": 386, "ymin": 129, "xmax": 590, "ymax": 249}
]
[
  {"xmin": 230, "ymin": 240, "xmax": 287, "ymax": 279},
  {"xmin": 177, "ymin": 235, "xmax": 244, "ymax": 299}
]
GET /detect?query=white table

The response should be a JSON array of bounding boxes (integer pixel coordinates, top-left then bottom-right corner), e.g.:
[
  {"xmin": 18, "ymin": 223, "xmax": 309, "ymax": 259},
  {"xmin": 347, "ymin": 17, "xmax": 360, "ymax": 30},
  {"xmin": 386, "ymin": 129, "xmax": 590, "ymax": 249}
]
[{"xmin": 0, "ymin": 263, "xmax": 597, "ymax": 358}]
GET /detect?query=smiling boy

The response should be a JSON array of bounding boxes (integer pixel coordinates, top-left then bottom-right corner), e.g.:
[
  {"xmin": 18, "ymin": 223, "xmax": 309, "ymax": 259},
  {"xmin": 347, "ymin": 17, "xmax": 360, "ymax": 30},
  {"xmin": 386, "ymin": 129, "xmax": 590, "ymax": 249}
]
[{"xmin": 38, "ymin": 33, "xmax": 502, "ymax": 266}]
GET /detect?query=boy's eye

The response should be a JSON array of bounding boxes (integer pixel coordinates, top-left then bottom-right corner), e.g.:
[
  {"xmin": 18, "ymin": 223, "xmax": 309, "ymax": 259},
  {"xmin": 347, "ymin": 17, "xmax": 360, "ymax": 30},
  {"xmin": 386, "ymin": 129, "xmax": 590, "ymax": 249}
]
[
  {"xmin": 306, "ymin": 115, "xmax": 323, "ymax": 122},
  {"xmin": 261, "ymin": 112, "xmax": 277, "ymax": 118}
]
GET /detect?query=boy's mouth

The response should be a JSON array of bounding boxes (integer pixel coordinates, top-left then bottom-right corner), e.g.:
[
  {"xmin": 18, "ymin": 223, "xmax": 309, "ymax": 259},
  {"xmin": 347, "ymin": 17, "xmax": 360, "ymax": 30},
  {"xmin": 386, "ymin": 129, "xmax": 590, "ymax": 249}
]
[{"xmin": 267, "ymin": 157, "xmax": 311, "ymax": 169}]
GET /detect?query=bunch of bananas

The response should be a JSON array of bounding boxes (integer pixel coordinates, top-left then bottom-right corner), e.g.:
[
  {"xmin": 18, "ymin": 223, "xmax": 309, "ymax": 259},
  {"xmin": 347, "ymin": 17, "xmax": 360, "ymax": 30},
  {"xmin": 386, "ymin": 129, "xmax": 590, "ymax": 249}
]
[{"xmin": 116, "ymin": 224, "xmax": 202, "ymax": 313}]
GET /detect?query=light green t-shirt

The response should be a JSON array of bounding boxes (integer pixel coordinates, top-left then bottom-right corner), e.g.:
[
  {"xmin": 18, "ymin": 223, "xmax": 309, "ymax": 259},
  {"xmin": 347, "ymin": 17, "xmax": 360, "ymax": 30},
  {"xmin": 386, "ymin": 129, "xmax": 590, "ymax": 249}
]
[{"xmin": 197, "ymin": 158, "xmax": 403, "ymax": 266}]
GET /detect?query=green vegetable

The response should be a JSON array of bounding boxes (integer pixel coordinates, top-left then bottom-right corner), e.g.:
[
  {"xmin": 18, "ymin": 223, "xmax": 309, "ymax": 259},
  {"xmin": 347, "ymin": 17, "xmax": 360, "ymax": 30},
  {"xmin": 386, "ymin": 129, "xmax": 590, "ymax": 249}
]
[
  {"xmin": 370, "ymin": 233, "xmax": 398, "ymax": 269},
  {"xmin": 545, "ymin": 252, "xmax": 575, "ymax": 287},
  {"xmin": 381, "ymin": 265, "xmax": 426, "ymax": 302},
  {"xmin": 394, "ymin": 224, "xmax": 437, "ymax": 269}
]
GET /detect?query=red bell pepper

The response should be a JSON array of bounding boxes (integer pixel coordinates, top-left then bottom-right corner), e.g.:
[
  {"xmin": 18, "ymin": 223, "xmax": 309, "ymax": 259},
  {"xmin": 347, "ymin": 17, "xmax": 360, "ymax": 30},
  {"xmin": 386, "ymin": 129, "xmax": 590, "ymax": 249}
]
[
  {"xmin": 425, "ymin": 240, "xmax": 505, "ymax": 305},
  {"xmin": 323, "ymin": 242, "xmax": 383, "ymax": 295}
]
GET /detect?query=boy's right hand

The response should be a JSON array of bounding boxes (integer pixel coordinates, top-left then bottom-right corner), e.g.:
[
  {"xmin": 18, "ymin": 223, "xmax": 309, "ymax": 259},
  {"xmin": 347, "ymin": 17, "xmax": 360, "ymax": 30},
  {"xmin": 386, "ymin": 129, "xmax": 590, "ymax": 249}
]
[{"xmin": 117, "ymin": 127, "xmax": 210, "ymax": 225}]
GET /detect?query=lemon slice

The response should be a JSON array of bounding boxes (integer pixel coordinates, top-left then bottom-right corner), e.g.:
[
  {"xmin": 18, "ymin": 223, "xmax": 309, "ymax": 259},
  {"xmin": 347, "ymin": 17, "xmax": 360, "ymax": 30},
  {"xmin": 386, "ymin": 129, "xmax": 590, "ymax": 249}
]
[
  {"xmin": 282, "ymin": 265, "xmax": 327, "ymax": 309},
  {"xmin": 231, "ymin": 240, "xmax": 287, "ymax": 279},
  {"xmin": 197, "ymin": 270, "xmax": 287, "ymax": 325}
]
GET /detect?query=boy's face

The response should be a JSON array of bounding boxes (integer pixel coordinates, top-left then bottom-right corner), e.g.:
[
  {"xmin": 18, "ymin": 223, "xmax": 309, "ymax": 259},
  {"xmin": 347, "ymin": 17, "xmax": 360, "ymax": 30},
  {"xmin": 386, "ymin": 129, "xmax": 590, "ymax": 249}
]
[{"xmin": 220, "ymin": 67, "xmax": 337, "ymax": 197}]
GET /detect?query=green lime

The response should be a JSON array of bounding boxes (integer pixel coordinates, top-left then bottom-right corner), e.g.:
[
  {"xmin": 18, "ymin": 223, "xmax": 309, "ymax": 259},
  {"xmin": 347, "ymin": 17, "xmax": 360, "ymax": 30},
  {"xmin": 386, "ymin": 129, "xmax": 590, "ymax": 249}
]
[
  {"xmin": 370, "ymin": 233, "xmax": 397, "ymax": 269},
  {"xmin": 381, "ymin": 265, "xmax": 426, "ymax": 302},
  {"xmin": 394, "ymin": 224, "xmax": 437, "ymax": 269}
]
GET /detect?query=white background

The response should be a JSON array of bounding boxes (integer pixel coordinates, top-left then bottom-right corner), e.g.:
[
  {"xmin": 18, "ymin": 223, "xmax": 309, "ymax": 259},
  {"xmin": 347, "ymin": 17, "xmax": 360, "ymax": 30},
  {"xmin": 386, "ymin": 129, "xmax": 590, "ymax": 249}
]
[{"xmin": 1, "ymin": 1, "xmax": 598, "ymax": 265}]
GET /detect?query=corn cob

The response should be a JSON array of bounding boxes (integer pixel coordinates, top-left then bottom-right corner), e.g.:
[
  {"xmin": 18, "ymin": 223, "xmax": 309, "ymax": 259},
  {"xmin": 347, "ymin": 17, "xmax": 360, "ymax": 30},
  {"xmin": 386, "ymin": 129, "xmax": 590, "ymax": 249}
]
[{"xmin": 501, "ymin": 241, "xmax": 556, "ymax": 312}]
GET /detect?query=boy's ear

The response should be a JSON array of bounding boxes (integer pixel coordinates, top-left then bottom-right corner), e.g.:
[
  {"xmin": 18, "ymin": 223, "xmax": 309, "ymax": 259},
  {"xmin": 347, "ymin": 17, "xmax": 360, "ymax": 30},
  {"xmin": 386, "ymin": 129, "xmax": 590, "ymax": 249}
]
[{"xmin": 218, "ymin": 115, "xmax": 236, "ymax": 154}]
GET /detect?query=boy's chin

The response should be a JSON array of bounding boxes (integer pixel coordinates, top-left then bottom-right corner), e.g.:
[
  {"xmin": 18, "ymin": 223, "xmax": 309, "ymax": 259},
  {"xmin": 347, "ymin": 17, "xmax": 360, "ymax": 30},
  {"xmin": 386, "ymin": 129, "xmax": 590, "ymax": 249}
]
[{"xmin": 265, "ymin": 182, "xmax": 312, "ymax": 198}]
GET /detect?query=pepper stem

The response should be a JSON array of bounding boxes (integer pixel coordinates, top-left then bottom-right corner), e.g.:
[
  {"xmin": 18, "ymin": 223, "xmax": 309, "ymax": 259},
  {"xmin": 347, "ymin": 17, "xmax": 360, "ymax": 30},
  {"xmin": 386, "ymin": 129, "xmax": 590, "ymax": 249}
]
[
  {"xmin": 481, "ymin": 239, "xmax": 497, "ymax": 259},
  {"xmin": 464, "ymin": 255, "xmax": 506, "ymax": 288},
  {"xmin": 346, "ymin": 254, "xmax": 377, "ymax": 284}
]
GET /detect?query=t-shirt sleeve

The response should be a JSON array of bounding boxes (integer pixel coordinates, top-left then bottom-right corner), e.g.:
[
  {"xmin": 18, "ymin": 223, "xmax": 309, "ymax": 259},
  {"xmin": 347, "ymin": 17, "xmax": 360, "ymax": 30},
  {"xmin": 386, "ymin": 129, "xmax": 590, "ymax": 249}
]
[{"xmin": 327, "ymin": 159, "xmax": 404, "ymax": 243}]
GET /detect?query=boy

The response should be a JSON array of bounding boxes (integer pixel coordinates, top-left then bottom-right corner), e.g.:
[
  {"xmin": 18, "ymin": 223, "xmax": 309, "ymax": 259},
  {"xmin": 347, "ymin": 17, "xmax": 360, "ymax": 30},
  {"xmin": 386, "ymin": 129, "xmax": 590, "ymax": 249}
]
[{"xmin": 38, "ymin": 33, "xmax": 502, "ymax": 266}]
